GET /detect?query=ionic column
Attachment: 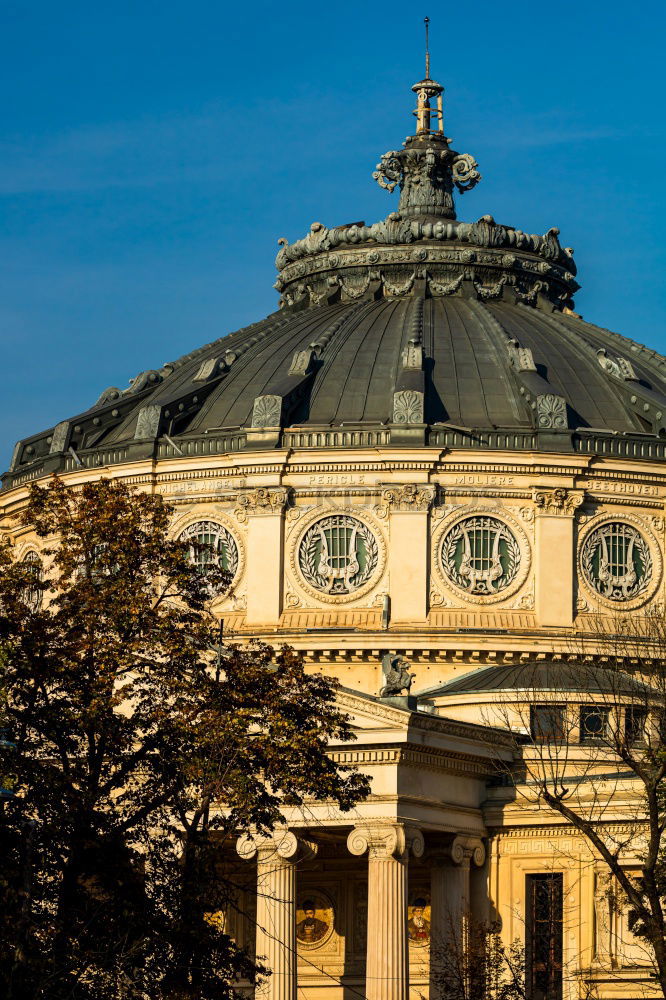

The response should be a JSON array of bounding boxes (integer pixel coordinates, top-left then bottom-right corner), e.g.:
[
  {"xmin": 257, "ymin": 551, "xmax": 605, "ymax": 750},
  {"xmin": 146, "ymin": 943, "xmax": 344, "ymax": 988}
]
[
  {"xmin": 237, "ymin": 829, "xmax": 315, "ymax": 1000},
  {"xmin": 429, "ymin": 837, "xmax": 485, "ymax": 997},
  {"xmin": 347, "ymin": 824, "xmax": 424, "ymax": 1000}
]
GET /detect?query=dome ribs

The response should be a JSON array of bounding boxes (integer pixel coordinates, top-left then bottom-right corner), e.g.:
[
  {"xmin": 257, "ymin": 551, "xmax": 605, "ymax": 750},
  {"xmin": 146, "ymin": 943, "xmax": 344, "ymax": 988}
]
[
  {"xmin": 431, "ymin": 297, "xmax": 511, "ymax": 431},
  {"xmin": 185, "ymin": 305, "xmax": 347, "ymax": 434},
  {"xmin": 534, "ymin": 310, "xmax": 666, "ymax": 438},
  {"xmin": 489, "ymin": 303, "xmax": 617, "ymax": 435},
  {"xmin": 463, "ymin": 300, "xmax": 536, "ymax": 429},
  {"xmin": 392, "ymin": 298, "xmax": 426, "ymax": 442},
  {"xmin": 8, "ymin": 287, "xmax": 666, "ymax": 483},
  {"xmin": 307, "ymin": 300, "xmax": 399, "ymax": 425}
]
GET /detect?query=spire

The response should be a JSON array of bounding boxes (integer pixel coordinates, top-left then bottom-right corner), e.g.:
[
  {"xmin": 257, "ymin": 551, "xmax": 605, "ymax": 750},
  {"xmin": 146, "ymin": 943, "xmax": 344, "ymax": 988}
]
[
  {"xmin": 412, "ymin": 17, "xmax": 444, "ymax": 136},
  {"xmin": 424, "ymin": 15, "xmax": 430, "ymax": 79},
  {"xmin": 372, "ymin": 22, "xmax": 481, "ymax": 220}
]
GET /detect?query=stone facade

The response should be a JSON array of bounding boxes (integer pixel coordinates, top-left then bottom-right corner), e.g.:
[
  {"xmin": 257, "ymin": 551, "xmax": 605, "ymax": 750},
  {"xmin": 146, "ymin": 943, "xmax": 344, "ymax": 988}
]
[
  {"xmin": 3, "ymin": 54, "xmax": 664, "ymax": 1000},
  {"xmin": 2, "ymin": 445, "xmax": 662, "ymax": 999}
]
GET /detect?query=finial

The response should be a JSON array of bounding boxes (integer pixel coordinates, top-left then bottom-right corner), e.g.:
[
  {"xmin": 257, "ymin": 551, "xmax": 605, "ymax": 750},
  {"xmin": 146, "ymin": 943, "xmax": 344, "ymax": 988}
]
[
  {"xmin": 424, "ymin": 16, "xmax": 430, "ymax": 79},
  {"xmin": 412, "ymin": 18, "xmax": 443, "ymax": 136}
]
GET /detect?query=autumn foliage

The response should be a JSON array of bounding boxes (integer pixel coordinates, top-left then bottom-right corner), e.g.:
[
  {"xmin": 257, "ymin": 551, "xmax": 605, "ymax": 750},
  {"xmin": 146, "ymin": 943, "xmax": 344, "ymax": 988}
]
[{"xmin": 0, "ymin": 477, "xmax": 368, "ymax": 999}]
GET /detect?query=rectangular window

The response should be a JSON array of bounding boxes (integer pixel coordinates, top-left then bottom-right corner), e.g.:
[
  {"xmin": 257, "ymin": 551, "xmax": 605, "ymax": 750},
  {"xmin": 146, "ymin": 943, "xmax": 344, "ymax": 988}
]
[
  {"xmin": 527, "ymin": 873, "xmax": 563, "ymax": 1000},
  {"xmin": 580, "ymin": 705, "xmax": 610, "ymax": 743},
  {"xmin": 530, "ymin": 705, "xmax": 565, "ymax": 742},
  {"xmin": 625, "ymin": 706, "xmax": 647, "ymax": 746}
]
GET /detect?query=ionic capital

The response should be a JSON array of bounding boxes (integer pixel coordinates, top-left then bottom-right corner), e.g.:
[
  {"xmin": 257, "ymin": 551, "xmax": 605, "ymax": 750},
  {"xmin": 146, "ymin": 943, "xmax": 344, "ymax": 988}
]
[
  {"xmin": 347, "ymin": 823, "xmax": 425, "ymax": 861},
  {"xmin": 236, "ymin": 828, "xmax": 318, "ymax": 863},
  {"xmin": 234, "ymin": 487, "xmax": 289, "ymax": 521},
  {"xmin": 376, "ymin": 483, "xmax": 436, "ymax": 517},
  {"xmin": 448, "ymin": 835, "xmax": 486, "ymax": 868},
  {"xmin": 532, "ymin": 487, "xmax": 584, "ymax": 517}
]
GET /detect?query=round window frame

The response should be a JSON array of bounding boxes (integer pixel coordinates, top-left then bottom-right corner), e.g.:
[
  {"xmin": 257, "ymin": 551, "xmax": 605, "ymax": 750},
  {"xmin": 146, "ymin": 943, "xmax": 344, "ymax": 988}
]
[
  {"xmin": 290, "ymin": 508, "xmax": 386, "ymax": 605},
  {"xmin": 432, "ymin": 506, "xmax": 531, "ymax": 605},
  {"xmin": 171, "ymin": 511, "xmax": 245, "ymax": 593},
  {"xmin": 577, "ymin": 513, "xmax": 661, "ymax": 611}
]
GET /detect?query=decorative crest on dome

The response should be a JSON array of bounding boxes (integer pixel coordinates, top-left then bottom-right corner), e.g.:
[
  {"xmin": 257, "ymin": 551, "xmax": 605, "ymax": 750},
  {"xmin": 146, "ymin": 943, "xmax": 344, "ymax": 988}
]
[{"xmin": 372, "ymin": 18, "xmax": 480, "ymax": 221}]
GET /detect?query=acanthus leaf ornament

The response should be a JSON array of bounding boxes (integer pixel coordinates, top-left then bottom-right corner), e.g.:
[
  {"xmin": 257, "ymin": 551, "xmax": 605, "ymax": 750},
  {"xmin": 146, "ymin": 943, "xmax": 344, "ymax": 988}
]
[
  {"xmin": 533, "ymin": 488, "xmax": 584, "ymax": 516},
  {"xmin": 377, "ymin": 484, "xmax": 436, "ymax": 516},
  {"xmin": 234, "ymin": 487, "xmax": 288, "ymax": 522}
]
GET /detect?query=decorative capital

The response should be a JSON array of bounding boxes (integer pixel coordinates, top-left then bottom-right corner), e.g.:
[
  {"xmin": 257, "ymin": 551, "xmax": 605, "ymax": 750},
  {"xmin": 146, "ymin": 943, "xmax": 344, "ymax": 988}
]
[
  {"xmin": 532, "ymin": 487, "xmax": 584, "ymax": 517},
  {"xmin": 234, "ymin": 487, "xmax": 289, "ymax": 521},
  {"xmin": 237, "ymin": 828, "xmax": 317, "ymax": 863},
  {"xmin": 347, "ymin": 823, "xmax": 424, "ymax": 862},
  {"xmin": 448, "ymin": 836, "xmax": 485, "ymax": 868},
  {"xmin": 376, "ymin": 483, "xmax": 436, "ymax": 517}
]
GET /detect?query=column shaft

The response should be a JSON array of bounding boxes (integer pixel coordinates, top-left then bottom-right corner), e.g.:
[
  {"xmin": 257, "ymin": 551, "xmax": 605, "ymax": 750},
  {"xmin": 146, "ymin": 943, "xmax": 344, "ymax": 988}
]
[
  {"xmin": 255, "ymin": 849, "xmax": 296, "ymax": 1000},
  {"xmin": 366, "ymin": 854, "xmax": 408, "ymax": 1000}
]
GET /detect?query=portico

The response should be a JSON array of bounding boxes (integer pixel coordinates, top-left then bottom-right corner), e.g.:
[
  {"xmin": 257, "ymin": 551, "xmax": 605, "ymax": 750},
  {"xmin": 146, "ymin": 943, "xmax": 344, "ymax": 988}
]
[{"xmin": 235, "ymin": 691, "xmax": 508, "ymax": 1000}]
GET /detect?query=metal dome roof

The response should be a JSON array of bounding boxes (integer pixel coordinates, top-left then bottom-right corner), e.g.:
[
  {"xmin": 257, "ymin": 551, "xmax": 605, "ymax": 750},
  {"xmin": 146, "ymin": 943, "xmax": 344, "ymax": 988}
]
[{"xmin": 5, "ymin": 72, "xmax": 666, "ymax": 487}]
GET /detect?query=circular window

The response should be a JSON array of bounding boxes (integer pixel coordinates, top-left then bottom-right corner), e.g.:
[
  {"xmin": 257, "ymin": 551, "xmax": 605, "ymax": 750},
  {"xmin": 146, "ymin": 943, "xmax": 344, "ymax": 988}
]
[
  {"xmin": 180, "ymin": 521, "xmax": 239, "ymax": 579},
  {"xmin": 440, "ymin": 516, "xmax": 521, "ymax": 596},
  {"xmin": 298, "ymin": 515, "xmax": 379, "ymax": 596},
  {"xmin": 22, "ymin": 551, "xmax": 43, "ymax": 611},
  {"xmin": 581, "ymin": 522, "xmax": 652, "ymax": 602}
]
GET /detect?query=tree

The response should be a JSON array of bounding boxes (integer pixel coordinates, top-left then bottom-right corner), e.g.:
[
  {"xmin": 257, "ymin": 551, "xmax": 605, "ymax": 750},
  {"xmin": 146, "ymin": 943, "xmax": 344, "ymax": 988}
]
[
  {"xmin": 489, "ymin": 613, "xmax": 666, "ymax": 997},
  {"xmin": 427, "ymin": 918, "xmax": 526, "ymax": 1000},
  {"xmin": 0, "ymin": 476, "xmax": 369, "ymax": 1000}
]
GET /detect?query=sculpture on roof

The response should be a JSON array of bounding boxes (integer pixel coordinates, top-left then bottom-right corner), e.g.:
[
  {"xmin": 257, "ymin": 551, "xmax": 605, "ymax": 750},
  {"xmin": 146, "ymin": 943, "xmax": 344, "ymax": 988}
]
[{"xmin": 380, "ymin": 654, "xmax": 416, "ymax": 698}]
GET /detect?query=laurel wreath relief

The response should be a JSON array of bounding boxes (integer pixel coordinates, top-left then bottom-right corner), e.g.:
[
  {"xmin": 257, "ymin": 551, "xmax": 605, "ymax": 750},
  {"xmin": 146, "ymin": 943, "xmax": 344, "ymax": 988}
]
[
  {"xmin": 441, "ymin": 517, "xmax": 520, "ymax": 595},
  {"xmin": 582, "ymin": 523, "xmax": 652, "ymax": 602},
  {"xmin": 299, "ymin": 516, "xmax": 378, "ymax": 594}
]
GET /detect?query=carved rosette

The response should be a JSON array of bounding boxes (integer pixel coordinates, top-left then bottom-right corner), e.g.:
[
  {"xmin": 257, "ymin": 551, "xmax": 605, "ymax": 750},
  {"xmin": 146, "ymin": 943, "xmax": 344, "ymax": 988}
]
[
  {"xmin": 375, "ymin": 484, "xmax": 436, "ymax": 518},
  {"xmin": 234, "ymin": 487, "xmax": 288, "ymax": 521},
  {"xmin": 532, "ymin": 488, "xmax": 585, "ymax": 516},
  {"xmin": 347, "ymin": 824, "xmax": 425, "ymax": 862}
]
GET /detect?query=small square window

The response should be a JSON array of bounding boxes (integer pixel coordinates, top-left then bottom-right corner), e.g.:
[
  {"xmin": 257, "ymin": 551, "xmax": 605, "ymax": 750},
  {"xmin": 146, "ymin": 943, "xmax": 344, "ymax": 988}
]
[
  {"xmin": 625, "ymin": 706, "xmax": 647, "ymax": 746},
  {"xmin": 580, "ymin": 705, "xmax": 610, "ymax": 742},
  {"xmin": 530, "ymin": 705, "xmax": 565, "ymax": 742}
]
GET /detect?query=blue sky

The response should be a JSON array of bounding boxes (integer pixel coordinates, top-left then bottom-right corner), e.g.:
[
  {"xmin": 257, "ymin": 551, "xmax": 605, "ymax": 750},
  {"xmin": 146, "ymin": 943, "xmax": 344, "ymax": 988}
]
[{"xmin": 2, "ymin": 0, "xmax": 665, "ymax": 471}]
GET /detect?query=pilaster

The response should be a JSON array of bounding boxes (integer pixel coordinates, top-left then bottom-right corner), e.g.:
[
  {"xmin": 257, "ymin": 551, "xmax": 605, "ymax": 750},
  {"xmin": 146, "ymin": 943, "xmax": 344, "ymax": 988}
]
[
  {"xmin": 378, "ymin": 484, "xmax": 436, "ymax": 623},
  {"xmin": 532, "ymin": 487, "xmax": 584, "ymax": 627},
  {"xmin": 236, "ymin": 487, "xmax": 288, "ymax": 625}
]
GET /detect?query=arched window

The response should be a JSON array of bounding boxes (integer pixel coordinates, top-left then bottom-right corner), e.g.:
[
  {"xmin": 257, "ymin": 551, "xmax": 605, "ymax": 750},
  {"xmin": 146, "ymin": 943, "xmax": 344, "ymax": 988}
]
[{"xmin": 22, "ymin": 551, "xmax": 43, "ymax": 611}]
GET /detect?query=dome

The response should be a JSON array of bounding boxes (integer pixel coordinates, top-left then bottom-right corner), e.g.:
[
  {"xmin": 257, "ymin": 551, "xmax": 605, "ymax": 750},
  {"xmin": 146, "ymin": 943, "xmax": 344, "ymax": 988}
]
[{"xmin": 6, "ymin": 77, "xmax": 666, "ymax": 488}]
